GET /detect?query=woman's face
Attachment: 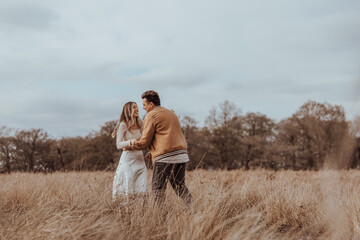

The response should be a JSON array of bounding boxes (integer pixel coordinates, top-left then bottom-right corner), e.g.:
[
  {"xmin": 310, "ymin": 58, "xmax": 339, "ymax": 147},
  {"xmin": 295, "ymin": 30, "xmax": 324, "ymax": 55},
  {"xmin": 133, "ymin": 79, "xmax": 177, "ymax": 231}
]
[{"xmin": 132, "ymin": 104, "xmax": 139, "ymax": 118}]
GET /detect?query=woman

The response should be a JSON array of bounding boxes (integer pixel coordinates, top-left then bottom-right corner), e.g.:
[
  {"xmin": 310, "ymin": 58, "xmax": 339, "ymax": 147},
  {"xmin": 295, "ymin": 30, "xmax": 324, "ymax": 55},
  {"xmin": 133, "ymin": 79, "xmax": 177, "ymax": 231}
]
[{"xmin": 112, "ymin": 102, "xmax": 147, "ymax": 199}]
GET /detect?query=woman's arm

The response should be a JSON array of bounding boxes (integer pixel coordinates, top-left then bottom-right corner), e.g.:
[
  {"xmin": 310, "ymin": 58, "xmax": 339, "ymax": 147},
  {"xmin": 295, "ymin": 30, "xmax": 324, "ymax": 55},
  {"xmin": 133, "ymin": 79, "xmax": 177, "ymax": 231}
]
[{"xmin": 116, "ymin": 122, "xmax": 131, "ymax": 149}]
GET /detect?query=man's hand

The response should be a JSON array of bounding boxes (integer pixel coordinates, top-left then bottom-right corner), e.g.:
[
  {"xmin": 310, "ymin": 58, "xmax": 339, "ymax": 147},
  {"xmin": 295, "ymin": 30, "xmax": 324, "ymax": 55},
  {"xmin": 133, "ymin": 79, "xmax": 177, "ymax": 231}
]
[
  {"xmin": 130, "ymin": 139, "xmax": 136, "ymax": 145},
  {"xmin": 123, "ymin": 147, "xmax": 131, "ymax": 151}
]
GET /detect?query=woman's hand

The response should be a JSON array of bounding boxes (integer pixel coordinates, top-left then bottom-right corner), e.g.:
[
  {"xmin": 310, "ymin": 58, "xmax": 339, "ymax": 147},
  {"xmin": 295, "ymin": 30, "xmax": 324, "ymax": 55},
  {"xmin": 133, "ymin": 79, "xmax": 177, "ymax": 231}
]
[
  {"xmin": 123, "ymin": 139, "xmax": 136, "ymax": 151},
  {"xmin": 145, "ymin": 152, "xmax": 152, "ymax": 160},
  {"xmin": 123, "ymin": 139, "xmax": 135, "ymax": 151}
]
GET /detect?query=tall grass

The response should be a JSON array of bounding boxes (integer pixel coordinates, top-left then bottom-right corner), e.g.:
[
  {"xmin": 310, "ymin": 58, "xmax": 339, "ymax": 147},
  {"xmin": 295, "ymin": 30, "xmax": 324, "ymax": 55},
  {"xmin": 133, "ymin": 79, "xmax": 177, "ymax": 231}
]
[{"xmin": 1, "ymin": 170, "xmax": 360, "ymax": 239}]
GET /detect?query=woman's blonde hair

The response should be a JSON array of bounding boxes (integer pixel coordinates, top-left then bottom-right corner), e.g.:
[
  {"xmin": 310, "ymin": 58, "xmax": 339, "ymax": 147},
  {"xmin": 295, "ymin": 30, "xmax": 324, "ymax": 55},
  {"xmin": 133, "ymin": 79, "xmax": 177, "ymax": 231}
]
[{"xmin": 112, "ymin": 102, "xmax": 143, "ymax": 138}]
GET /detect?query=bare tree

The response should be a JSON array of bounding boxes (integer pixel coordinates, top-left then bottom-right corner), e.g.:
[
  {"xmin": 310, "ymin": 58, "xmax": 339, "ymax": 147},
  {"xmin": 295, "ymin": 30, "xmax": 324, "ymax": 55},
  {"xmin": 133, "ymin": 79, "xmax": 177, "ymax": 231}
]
[
  {"xmin": 0, "ymin": 126, "xmax": 14, "ymax": 174},
  {"xmin": 12, "ymin": 129, "xmax": 52, "ymax": 172},
  {"xmin": 274, "ymin": 119, "xmax": 301, "ymax": 169},
  {"xmin": 349, "ymin": 116, "xmax": 360, "ymax": 168},
  {"xmin": 205, "ymin": 101, "xmax": 242, "ymax": 169},
  {"xmin": 289, "ymin": 101, "xmax": 348, "ymax": 169},
  {"xmin": 180, "ymin": 116, "xmax": 209, "ymax": 170},
  {"xmin": 241, "ymin": 112, "xmax": 275, "ymax": 170}
]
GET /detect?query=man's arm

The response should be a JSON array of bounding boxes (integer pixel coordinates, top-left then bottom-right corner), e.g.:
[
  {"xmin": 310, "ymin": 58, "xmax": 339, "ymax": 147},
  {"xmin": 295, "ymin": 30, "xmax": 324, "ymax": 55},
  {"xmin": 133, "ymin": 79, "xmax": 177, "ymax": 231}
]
[{"xmin": 131, "ymin": 114, "xmax": 155, "ymax": 150}]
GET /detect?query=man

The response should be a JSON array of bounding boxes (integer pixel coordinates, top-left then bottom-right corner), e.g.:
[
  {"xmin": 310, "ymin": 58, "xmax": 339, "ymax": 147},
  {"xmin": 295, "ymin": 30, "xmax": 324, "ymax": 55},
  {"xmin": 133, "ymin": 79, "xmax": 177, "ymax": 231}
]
[{"xmin": 129, "ymin": 90, "xmax": 193, "ymax": 205}]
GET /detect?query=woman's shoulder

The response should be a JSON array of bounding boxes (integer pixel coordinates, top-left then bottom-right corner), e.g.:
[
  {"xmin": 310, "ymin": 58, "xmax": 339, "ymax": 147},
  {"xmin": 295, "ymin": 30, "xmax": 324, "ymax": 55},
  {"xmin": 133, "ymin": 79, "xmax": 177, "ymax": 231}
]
[{"xmin": 119, "ymin": 121, "xmax": 128, "ymax": 130}]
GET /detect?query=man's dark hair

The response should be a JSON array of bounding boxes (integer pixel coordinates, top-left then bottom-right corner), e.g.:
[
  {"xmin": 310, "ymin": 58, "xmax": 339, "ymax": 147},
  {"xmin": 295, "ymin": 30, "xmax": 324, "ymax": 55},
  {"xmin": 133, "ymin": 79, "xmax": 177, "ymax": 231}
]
[{"xmin": 141, "ymin": 90, "xmax": 161, "ymax": 106}]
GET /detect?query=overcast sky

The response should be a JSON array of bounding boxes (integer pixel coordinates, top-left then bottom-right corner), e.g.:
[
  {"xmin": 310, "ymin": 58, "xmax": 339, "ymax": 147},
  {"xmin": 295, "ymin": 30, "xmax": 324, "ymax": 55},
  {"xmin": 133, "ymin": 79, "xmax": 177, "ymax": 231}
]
[{"xmin": 1, "ymin": 0, "xmax": 359, "ymax": 138}]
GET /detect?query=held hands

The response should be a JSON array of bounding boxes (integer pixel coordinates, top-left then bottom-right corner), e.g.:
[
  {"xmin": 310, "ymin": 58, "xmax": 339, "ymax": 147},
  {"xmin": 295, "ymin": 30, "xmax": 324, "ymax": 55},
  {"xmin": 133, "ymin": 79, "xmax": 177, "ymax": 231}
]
[
  {"xmin": 145, "ymin": 152, "xmax": 152, "ymax": 160},
  {"xmin": 123, "ymin": 139, "xmax": 136, "ymax": 151}
]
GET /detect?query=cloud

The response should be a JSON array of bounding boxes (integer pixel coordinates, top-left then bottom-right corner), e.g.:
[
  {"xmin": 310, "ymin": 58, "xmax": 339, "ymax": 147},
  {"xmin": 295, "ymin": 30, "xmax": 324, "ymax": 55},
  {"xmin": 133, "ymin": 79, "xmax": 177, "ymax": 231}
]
[
  {"xmin": 0, "ymin": 88, "xmax": 123, "ymax": 137},
  {"xmin": 120, "ymin": 67, "xmax": 212, "ymax": 89},
  {"xmin": 0, "ymin": 0, "xmax": 359, "ymax": 136},
  {"xmin": 0, "ymin": 4, "xmax": 59, "ymax": 30}
]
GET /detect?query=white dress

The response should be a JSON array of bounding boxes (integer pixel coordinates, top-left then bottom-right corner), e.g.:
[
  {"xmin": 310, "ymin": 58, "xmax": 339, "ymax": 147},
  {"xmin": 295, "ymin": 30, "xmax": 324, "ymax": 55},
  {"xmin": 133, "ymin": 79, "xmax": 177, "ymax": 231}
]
[{"xmin": 112, "ymin": 122, "xmax": 147, "ymax": 199}]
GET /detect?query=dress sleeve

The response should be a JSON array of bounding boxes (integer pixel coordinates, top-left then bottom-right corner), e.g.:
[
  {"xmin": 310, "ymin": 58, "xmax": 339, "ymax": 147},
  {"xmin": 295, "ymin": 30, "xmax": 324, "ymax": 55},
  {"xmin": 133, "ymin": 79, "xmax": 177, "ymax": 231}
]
[{"xmin": 116, "ymin": 122, "xmax": 131, "ymax": 149}]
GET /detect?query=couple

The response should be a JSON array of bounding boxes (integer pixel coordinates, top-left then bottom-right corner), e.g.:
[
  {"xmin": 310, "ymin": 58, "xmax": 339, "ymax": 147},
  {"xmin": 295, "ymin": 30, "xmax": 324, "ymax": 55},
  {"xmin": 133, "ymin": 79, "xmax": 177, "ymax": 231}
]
[{"xmin": 112, "ymin": 90, "xmax": 193, "ymax": 205}]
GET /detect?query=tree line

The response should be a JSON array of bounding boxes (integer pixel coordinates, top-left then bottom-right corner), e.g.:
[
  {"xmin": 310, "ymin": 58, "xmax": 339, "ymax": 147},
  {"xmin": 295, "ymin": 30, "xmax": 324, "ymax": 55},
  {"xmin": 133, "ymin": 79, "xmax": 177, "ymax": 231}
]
[{"xmin": 1, "ymin": 100, "xmax": 360, "ymax": 173}]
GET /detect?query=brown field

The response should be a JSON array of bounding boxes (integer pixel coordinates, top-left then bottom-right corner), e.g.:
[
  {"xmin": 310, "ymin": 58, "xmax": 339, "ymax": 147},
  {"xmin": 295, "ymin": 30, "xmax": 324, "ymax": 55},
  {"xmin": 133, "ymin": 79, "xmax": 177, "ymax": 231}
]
[{"xmin": 1, "ymin": 170, "xmax": 360, "ymax": 240}]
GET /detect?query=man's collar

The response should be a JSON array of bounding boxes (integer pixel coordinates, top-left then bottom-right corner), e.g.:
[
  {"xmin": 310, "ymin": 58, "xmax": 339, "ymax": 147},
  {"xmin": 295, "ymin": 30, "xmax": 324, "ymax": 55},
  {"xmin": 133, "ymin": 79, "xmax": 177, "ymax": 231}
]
[{"xmin": 147, "ymin": 105, "xmax": 161, "ymax": 114}]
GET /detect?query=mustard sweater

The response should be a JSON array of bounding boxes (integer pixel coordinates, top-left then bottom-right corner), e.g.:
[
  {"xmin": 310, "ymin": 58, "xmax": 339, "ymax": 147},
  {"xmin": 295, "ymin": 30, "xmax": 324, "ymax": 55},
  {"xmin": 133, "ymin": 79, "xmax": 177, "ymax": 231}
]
[{"xmin": 131, "ymin": 106, "xmax": 187, "ymax": 162}]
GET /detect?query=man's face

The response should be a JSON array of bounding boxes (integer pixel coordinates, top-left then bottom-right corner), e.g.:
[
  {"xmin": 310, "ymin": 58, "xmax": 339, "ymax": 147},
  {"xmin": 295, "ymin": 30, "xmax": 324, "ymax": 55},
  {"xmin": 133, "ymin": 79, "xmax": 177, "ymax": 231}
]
[{"xmin": 142, "ymin": 98, "xmax": 155, "ymax": 113}]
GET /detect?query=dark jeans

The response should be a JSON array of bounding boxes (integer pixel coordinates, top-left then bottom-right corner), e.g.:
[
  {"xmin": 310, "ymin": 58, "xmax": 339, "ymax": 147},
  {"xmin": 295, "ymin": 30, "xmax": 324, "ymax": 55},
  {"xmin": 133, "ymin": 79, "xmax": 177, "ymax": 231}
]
[{"xmin": 152, "ymin": 162, "xmax": 193, "ymax": 205}]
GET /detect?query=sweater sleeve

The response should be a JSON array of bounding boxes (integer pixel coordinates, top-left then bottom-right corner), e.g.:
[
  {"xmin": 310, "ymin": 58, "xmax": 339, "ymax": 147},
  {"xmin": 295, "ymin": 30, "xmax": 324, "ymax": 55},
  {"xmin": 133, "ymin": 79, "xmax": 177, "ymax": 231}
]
[
  {"xmin": 116, "ymin": 122, "xmax": 131, "ymax": 149},
  {"xmin": 131, "ymin": 114, "xmax": 155, "ymax": 150}
]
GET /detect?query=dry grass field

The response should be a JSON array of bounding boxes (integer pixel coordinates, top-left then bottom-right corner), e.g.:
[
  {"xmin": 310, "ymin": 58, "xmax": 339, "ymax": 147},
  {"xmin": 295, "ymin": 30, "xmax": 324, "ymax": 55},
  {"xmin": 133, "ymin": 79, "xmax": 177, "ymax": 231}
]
[{"xmin": 1, "ymin": 169, "xmax": 360, "ymax": 240}]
